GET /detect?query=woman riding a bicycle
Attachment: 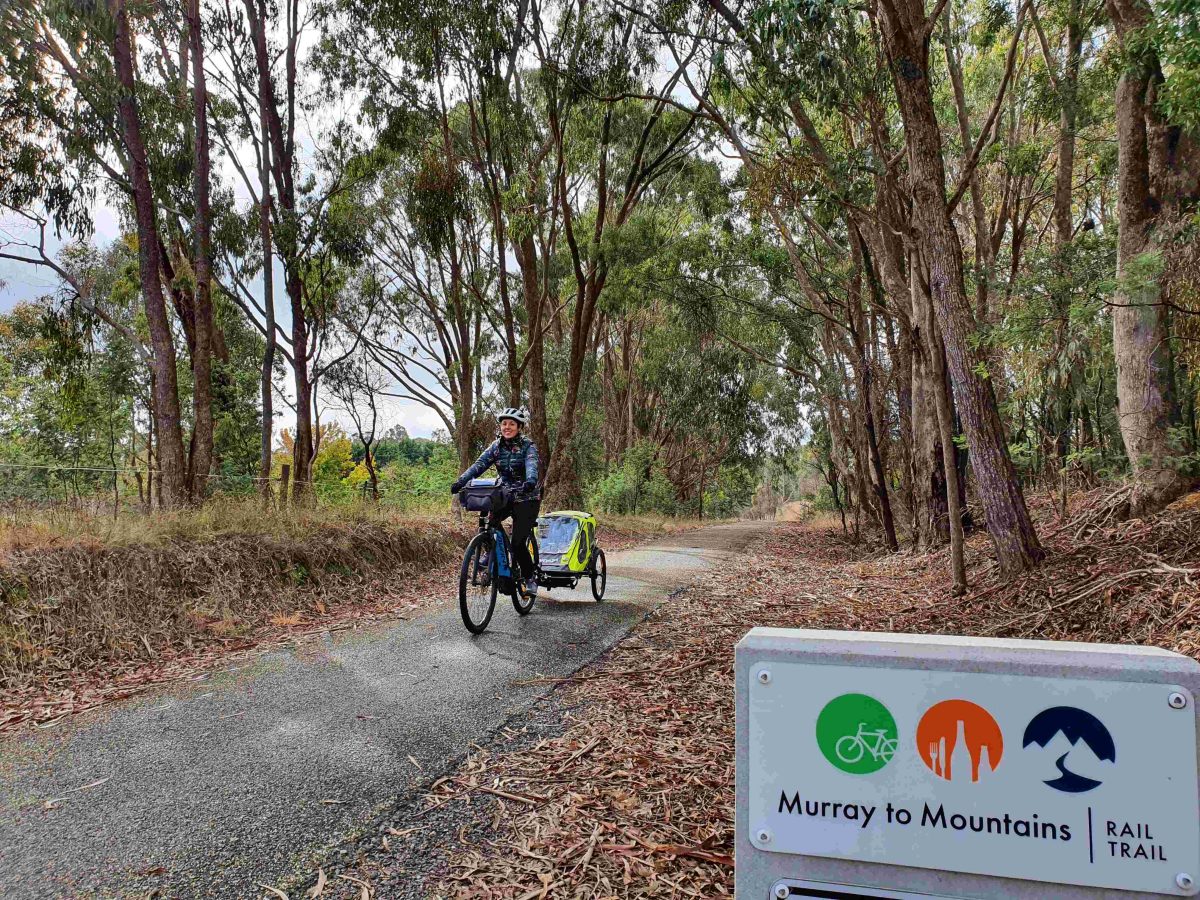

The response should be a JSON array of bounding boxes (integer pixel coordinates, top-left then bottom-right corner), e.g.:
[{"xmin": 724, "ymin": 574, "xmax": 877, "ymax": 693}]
[{"xmin": 450, "ymin": 407, "xmax": 541, "ymax": 598}]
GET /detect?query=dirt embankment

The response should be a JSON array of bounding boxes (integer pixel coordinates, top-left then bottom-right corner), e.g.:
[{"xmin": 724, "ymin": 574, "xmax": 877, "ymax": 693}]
[{"xmin": 0, "ymin": 520, "xmax": 468, "ymax": 729}]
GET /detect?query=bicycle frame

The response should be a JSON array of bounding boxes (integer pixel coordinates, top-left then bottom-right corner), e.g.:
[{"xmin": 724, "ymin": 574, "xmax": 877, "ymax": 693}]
[
  {"xmin": 852, "ymin": 724, "xmax": 896, "ymax": 759},
  {"xmin": 476, "ymin": 510, "xmax": 515, "ymax": 581}
]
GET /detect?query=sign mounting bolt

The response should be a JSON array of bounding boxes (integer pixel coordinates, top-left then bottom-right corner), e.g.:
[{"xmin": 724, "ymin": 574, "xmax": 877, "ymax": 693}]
[
  {"xmin": 757, "ymin": 669, "xmax": 771, "ymax": 685},
  {"xmin": 773, "ymin": 884, "xmax": 790, "ymax": 899},
  {"xmin": 1169, "ymin": 692, "xmax": 1188, "ymax": 710},
  {"xmin": 756, "ymin": 827, "xmax": 772, "ymax": 844},
  {"xmin": 1177, "ymin": 873, "xmax": 1195, "ymax": 892}
]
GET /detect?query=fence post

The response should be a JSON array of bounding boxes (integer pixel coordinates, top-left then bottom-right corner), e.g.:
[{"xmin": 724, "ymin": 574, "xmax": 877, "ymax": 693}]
[
  {"xmin": 279, "ymin": 464, "xmax": 291, "ymax": 510},
  {"xmin": 260, "ymin": 472, "xmax": 274, "ymax": 511}
]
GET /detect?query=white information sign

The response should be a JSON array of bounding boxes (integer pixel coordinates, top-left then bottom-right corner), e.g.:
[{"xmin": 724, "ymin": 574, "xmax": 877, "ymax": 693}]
[{"xmin": 747, "ymin": 661, "xmax": 1200, "ymax": 896}]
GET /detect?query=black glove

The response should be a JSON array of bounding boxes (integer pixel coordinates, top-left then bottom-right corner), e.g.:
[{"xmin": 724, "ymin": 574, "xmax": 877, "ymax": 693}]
[
  {"xmin": 523, "ymin": 480, "xmax": 537, "ymax": 495},
  {"xmin": 450, "ymin": 480, "xmax": 464, "ymax": 495}
]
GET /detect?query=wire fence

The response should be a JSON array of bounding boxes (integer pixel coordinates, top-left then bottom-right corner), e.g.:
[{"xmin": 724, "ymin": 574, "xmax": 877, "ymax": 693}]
[{"xmin": 0, "ymin": 460, "xmax": 449, "ymax": 516}]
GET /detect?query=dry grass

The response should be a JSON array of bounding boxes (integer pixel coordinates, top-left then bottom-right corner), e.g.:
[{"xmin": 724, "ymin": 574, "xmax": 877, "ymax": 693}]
[
  {"xmin": 0, "ymin": 497, "xmax": 456, "ymax": 556},
  {"xmin": 0, "ymin": 502, "xmax": 702, "ymax": 556}
]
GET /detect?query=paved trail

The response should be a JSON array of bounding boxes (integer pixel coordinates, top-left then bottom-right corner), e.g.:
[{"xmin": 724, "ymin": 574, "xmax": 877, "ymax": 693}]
[{"xmin": 0, "ymin": 521, "xmax": 767, "ymax": 899}]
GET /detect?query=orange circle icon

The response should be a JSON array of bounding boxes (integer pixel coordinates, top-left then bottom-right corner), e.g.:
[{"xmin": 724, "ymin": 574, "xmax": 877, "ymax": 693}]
[{"xmin": 917, "ymin": 699, "xmax": 1003, "ymax": 783}]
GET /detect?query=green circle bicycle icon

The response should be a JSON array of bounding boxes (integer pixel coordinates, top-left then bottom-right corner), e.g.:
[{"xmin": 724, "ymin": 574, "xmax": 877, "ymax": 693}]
[{"xmin": 816, "ymin": 693, "xmax": 899, "ymax": 775}]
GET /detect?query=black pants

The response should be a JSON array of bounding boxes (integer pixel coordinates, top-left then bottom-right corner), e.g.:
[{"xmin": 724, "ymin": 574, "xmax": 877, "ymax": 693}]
[{"xmin": 489, "ymin": 498, "xmax": 540, "ymax": 579}]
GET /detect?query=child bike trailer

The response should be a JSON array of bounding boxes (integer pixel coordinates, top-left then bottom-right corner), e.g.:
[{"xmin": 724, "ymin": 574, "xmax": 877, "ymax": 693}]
[{"xmin": 536, "ymin": 510, "xmax": 607, "ymax": 600}]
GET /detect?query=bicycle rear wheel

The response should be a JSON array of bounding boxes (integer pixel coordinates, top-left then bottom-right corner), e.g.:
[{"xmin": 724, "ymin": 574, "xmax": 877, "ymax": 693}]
[
  {"xmin": 459, "ymin": 532, "xmax": 497, "ymax": 634},
  {"xmin": 512, "ymin": 535, "xmax": 539, "ymax": 615}
]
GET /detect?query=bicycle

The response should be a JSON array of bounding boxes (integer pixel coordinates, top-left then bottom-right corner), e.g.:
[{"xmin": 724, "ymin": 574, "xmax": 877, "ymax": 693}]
[
  {"xmin": 835, "ymin": 722, "xmax": 897, "ymax": 765},
  {"xmin": 458, "ymin": 483, "xmax": 540, "ymax": 634}
]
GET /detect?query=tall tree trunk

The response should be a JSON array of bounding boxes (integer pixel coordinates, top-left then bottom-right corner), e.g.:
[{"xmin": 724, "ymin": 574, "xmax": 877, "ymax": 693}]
[
  {"xmin": 456, "ymin": 325, "xmax": 475, "ymax": 471},
  {"xmin": 919, "ymin": 272, "xmax": 969, "ymax": 594},
  {"xmin": 1052, "ymin": 0, "xmax": 1081, "ymax": 250},
  {"xmin": 885, "ymin": 310, "xmax": 917, "ymax": 541},
  {"xmin": 943, "ymin": 1, "xmax": 991, "ymax": 322},
  {"xmin": 878, "ymin": 1, "xmax": 1043, "ymax": 574},
  {"xmin": 543, "ymin": 263, "xmax": 601, "ymax": 506},
  {"xmin": 934, "ymin": 335, "xmax": 968, "ymax": 595},
  {"xmin": 847, "ymin": 392, "xmax": 877, "ymax": 526},
  {"xmin": 910, "ymin": 263, "xmax": 951, "ymax": 550},
  {"xmin": 245, "ymin": 0, "xmax": 313, "ymax": 506},
  {"xmin": 109, "ymin": 0, "xmax": 188, "ymax": 509},
  {"xmin": 624, "ymin": 322, "xmax": 637, "ymax": 450},
  {"xmin": 517, "ymin": 234, "xmax": 550, "ymax": 472},
  {"xmin": 287, "ymin": 270, "xmax": 314, "ymax": 503},
  {"xmin": 859, "ymin": 241, "xmax": 903, "ymax": 550},
  {"xmin": 492, "ymin": 214, "xmax": 522, "ymax": 409},
  {"xmin": 255, "ymin": 1, "xmax": 276, "ymax": 508},
  {"xmin": 544, "ymin": 325, "xmax": 590, "ymax": 506},
  {"xmin": 1106, "ymin": 0, "xmax": 1192, "ymax": 514},
  {"xmin": 846, "ymin": 251, "xmax": 899, "ymax": 551},
  {"xmin": 186, "ymin": 0, "xmax": 215, "ymax": 501},
  {"xmin": 1047, "ymin": 0, "xmax": 1083, "ymax": 509}
]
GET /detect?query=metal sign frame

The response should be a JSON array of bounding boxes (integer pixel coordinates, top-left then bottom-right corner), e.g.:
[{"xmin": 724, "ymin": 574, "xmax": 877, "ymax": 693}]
[
  {"xmin": 772, "ymin": 877, "xmax": 959, "ymax": 899},
  {"xmin": 735, "ymin": 628, "xmax": 1200, "ymax": 900}
]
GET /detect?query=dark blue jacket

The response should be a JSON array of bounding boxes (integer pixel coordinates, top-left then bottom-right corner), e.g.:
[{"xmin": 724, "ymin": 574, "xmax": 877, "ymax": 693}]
[{"xmin": 459, "ymin": 436, "xmax": 540, "ymax": 499}]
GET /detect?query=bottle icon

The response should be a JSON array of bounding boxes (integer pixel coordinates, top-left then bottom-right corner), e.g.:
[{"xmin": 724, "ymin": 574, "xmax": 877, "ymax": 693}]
[
  {"xmin": 917, "ymin": 699, "xmax": 1003, "ymax": 783},
  {"xmin": 950, "ymin": 720, "xmax": 970, "ymax": 782}
]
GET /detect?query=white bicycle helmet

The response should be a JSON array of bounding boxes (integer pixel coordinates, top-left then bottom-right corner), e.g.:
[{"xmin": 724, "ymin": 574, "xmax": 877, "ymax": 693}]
[{"xmin": 497, "ymin": 406, "xmax": 528, "ymax": 425}]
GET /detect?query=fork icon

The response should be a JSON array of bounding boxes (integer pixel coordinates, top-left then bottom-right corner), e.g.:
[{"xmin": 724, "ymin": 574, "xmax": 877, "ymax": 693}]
[{"xmin": 928, "ymin": 741, "xmax": 947, "ymax": 778}]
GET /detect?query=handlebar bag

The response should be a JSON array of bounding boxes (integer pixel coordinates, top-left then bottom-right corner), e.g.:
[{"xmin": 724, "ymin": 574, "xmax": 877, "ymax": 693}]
[{"xmin": 460, "ymin": 478, "xmax": 503, "ymax": 512}]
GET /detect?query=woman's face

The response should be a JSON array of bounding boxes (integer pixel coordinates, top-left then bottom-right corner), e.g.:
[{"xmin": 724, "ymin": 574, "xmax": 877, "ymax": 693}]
[{"xmin": 500, "ymin": 418, "xmax": 519, "ymax": 440}]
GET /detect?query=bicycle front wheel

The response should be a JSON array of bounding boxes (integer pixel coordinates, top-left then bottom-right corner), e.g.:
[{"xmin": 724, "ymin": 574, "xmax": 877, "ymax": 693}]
[{"xmin": 460, "ymin": 532, "xmax": 497, "ymax": 634}]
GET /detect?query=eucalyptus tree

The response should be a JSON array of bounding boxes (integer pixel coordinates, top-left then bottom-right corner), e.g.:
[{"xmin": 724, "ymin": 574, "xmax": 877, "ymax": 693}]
[
  {"xmin": 454, "ymin": 16, "xmax": 562, "ymax": 467},
  {"xmin": 317, "ymin": 0, "xmax": 713, "ymax": 504},
  {"xmin": 207, "ymin": 0, "xmax": 378, "ymax": 502},
  {"xmin": 620, "ymin": 202, "xmax": 807, "ymax": 517},
  {"xmin": 651, "ymin": 0, "xmax": 912, "ymax": 549},
  {"xmin": 206, "ymin": 0, "xmax": 283, "ymax": 501},
  {"xmin": 315, "ymin": 0, "xmax": 560, "ymax": 467},
  {"xmin": 0, "ymin": 243, "xmax": 146, "ymax": 500},
  {"xmin": 1104, "ymin": 0, "xmax": 1199, "ymax": 514},
  {"xmin": 523, "ymin": 0, "xmax": 710, "ymax": 506},
  {"xmin": 325, "ymin": 348, "xmax": 389, "ymax": 498},
  {"xmin": 640, "ymin": 0, "xmax": 1046, "ymax": 574},
  {"xmin": 352, "ymin": 144, "xmax": 494, "ymax": 469},
  {"xmin": 0, "ymin": 0, "xmax": 224, "ymax": 506}
]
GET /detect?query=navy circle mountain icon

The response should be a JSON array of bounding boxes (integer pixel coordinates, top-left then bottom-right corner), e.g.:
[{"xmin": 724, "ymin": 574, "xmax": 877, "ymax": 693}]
[{"xmin": 1022, "ymin": 706, "xmax": 1116, "ymax": 793}]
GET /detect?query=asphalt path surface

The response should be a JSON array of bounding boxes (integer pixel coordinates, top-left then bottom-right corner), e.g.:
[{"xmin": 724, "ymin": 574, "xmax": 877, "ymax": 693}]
[{"xmin": 0, "ymin": 520, "xmax": 767, "ymax": 899}]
